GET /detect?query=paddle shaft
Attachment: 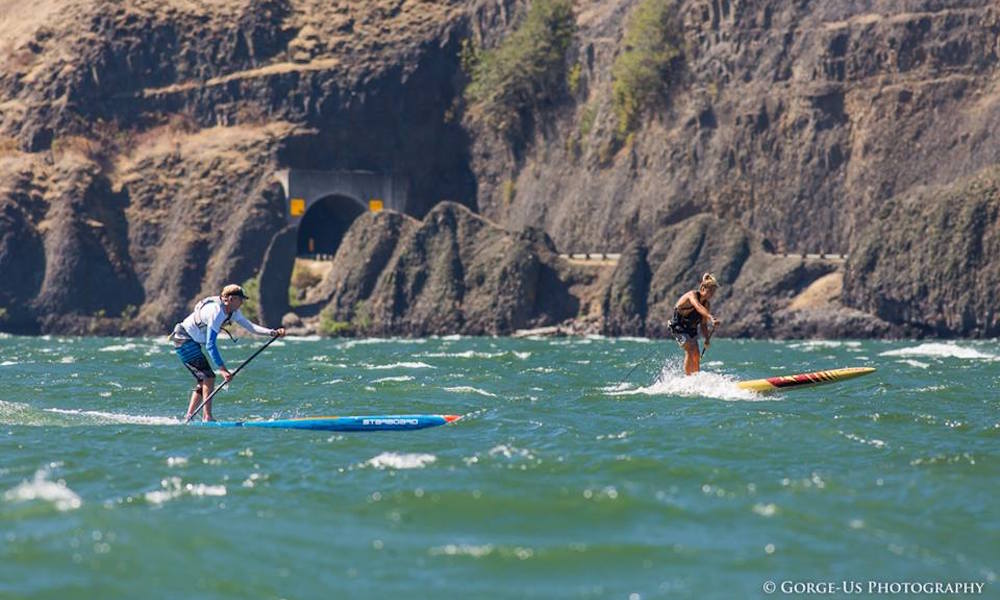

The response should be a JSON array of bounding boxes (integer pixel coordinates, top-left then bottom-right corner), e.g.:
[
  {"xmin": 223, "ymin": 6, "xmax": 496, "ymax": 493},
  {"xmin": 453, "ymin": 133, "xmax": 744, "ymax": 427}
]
[
  {"xmin": 184, "ymin": 334, "xmax": 279, "ymax": 423},
  {"xmin": 701, "ymin": 321, "xmax": 717, "ymax": 358}
]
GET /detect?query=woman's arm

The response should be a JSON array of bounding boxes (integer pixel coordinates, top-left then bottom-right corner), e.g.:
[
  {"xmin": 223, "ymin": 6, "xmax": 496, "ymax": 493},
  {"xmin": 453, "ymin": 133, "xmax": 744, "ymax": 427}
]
[{"xmin": 685, "ymin": 293, "xmax": 714, "ymax": 321}]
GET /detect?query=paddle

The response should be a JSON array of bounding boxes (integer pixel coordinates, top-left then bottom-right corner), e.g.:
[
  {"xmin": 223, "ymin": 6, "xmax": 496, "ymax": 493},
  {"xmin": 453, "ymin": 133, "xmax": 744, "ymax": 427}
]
[
  {"xmin": 184, "ymin": 334, "xmax": 280, "ymax": 423},
  {"xmin": 701, "ymin": 321, "xmax": 717, "ymax": 358}
]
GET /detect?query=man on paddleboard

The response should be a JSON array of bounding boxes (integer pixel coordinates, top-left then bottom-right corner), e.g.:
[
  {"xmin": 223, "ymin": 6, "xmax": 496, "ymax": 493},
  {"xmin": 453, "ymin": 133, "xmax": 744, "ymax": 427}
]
[
  {"xmin": 668, "ymin": 273, "xmax": 721, "ymax": 375},
  {"xmin": 169, "ymin": 284, "xmax": 285, "ymax": 421}
]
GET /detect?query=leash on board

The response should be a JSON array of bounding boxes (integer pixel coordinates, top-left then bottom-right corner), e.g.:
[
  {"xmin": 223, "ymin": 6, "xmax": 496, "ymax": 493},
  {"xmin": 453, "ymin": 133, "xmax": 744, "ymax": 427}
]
[
  {"xmin": 184, "ymin": 334, "xmax": 280, "ymax": 423},
  {"xmin": 618, "ymin": 344, "xmax": 661, "ymax": 387}
]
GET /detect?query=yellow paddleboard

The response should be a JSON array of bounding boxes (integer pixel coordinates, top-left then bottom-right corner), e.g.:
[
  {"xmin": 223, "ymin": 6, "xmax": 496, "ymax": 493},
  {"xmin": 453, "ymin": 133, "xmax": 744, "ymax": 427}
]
[{"xmin": 737, "ymin": 367, "xmax": 876, "ymax": 393}]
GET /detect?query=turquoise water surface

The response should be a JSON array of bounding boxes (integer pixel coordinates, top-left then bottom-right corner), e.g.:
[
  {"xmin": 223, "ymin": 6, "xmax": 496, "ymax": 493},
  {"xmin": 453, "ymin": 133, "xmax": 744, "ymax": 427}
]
[{"xmin": 1, "ymin": 334, "xmax": 997, "ymax": 599}]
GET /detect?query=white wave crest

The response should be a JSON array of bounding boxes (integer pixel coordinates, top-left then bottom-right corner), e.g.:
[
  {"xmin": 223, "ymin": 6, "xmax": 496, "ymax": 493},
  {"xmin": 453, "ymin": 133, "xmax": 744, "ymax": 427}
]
[
  {"xmin": 444, "ymin": 386, "xmax": 498, "ymax": 398},
  {"xmin": 366, "ymin": 362, "xmax": 435, "ymax": 370},
  {"xmin": 789, "ymin": 341, "xmax": 862, "ymax": 350},
  {"xmin": 370, "ymin": 375, "xmax": 415, "ymax": 384},
  {"xmin": 44, "ymin": 408, "xmax": 180, "ymax": 426},
  {"xmin": 488, "ymin": 445, "xmax": 536, "ymax": 460},
  {"xmin": 4, "ymin": 469, "xmax": 82, "ymax": 511},
  {"xmin": 340, "ymin": 338, "xmax": 426, "ymax": 349},
  {"xmin": 144, "ymin": 477, "xmax": 226, "ymax": 505},
  {"xmin": 364, "ymin": 452, "xmax": 437, "ymax": 470},
  {"xmin": 98, "ymin": 342, "xmax": 141, "ymax": 352},
  {"xmin": 880, "ymin": 343, "xmax": 996, "ymax": 360},
  {"xmin": 430, "ymin": 544, "xmax": 495, "ymax": 557},
  {"xmin": 419, "ymin": 350, "xmax": 506, "ymax": 359}
]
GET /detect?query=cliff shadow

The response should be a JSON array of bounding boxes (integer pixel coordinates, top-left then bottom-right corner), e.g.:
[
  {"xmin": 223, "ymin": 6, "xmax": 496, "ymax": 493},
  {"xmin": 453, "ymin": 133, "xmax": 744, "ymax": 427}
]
[{"xmin": 277, "ymin": 33, "xmax": 478, "ymax": 217}]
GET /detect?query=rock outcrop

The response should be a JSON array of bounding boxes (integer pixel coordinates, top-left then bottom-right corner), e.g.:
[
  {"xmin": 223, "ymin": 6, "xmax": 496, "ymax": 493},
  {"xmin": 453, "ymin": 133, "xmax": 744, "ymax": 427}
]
[
  {"xmin": 0, "ymin": 1, "xmax": 997, "ymax": 338},
  {"xmin": 843, "ymin": 165, "xmax": 1000, "ymax": 337},
  {"xmin": 309, "ymin": 210, "xmax": 418, "ymax": 323},
  {"xmin": 312, "ymin": 203, "xmax": 592, "ymax": 336},
  {"xmin": 475, "ymin": 0, "xmax": 1000, "ymax": 256},
  {"xmin": 601, "ymin": 214, "xmax": 900, "ymax": 339}
]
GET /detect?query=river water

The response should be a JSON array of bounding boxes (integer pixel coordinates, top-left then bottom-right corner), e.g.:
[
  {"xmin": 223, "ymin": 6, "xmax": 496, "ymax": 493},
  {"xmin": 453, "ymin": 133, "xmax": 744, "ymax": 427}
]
[{"xmin": 1, "ymin": 334, "xmax": 997, "ymax": 598}]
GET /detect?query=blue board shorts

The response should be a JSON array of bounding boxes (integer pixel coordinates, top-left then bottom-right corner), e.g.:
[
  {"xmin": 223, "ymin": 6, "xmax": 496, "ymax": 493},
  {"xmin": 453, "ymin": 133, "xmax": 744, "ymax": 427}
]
[{"xmin": 175, "ymin": 339, "xmax": 215, "ymax": 383}]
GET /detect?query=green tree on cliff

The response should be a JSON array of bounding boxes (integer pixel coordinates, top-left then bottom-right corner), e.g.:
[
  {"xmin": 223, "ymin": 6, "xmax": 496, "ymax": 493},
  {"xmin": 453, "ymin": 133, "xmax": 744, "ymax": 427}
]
[
  {"xmin": 612, "ymin": 0, "xmax": 683, "ymax": 135},
  {"xmin": 464, "ymin": 0, "xmax": 576, "ymax": 138}
]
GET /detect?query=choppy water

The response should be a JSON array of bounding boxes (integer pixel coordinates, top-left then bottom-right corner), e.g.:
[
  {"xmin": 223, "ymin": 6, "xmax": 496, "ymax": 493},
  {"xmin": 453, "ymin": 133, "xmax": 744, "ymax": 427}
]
[{"xmin": 1, "ymin": 334, "xmax": 998, "ymax": 599}]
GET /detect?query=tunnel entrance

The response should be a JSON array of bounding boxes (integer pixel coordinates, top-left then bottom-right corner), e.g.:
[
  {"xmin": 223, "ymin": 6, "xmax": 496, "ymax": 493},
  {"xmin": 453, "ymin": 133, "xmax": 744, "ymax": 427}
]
[{"xmin": 296, "ymin": 194, "xmax": 365, "ymax": 257}]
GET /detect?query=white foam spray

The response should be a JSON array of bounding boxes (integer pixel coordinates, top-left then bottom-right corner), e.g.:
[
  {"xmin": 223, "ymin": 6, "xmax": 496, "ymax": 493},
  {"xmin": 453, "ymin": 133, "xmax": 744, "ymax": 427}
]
[{"xmin": 606, "ymin": 358, "xmax": 763, "ymax": 401}]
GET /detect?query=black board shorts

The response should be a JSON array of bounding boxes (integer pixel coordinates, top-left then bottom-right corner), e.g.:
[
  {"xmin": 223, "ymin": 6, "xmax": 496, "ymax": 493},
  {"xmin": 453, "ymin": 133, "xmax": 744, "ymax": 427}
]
[
  {"xmin": 175, "ymin": 340, "xmax": 215, "ymax": 382},
  {"xmin": 672, "ymin": 330, "xmax": 698, "ymax": 347},
  {"xmin": 669, "ymin": 318, "xmax": 700, "ymax": 347}
]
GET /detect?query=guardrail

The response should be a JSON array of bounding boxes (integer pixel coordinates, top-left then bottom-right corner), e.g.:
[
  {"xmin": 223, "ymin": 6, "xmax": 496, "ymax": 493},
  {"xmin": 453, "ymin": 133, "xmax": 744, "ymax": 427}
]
[
  {"xmin": 559, "ymin": 253, "xmax": 621, "ymax": 261},
  {"xmin": 298, "ymin": 253, "xmax": 337, "ymax": 261},
  {"xmin": 780, "ymin": 253, "xmax": 848, "ymax": 261},
  {"xmin": 301, "ymin": 251, "xmax": 843, "ymax": 264}
]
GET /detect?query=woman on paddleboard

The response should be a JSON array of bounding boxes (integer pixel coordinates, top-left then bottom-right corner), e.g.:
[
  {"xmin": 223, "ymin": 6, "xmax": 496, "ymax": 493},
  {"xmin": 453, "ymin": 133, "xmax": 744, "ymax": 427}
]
[
  {"xmin": 169, "ymin": 284, "xmax": 285, "ymax": 421},
  {"xmin": 668, "ymin": 273, "xmax": 721, "ymax": 375}
]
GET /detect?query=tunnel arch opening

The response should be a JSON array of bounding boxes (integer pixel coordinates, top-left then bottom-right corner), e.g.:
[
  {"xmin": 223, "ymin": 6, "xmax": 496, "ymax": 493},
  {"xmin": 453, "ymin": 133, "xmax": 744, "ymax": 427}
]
[{"xmin": 296, "ymin": 194, "xmax": 366, "ymax": 257}]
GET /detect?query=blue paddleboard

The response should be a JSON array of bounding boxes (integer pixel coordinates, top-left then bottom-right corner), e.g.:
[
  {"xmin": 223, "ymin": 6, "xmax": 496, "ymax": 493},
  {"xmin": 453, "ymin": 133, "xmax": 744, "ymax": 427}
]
[{"xmin": 188, "ymin": 414, "xmax": 461, "ymax": 432}]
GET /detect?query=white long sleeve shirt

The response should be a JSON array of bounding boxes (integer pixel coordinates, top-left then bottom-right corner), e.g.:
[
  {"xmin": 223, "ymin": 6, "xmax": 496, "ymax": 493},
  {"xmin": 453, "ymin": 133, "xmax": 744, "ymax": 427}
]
[{"xmin": 179, "ymin": 297, "xmax": 271, "ymax": 368}]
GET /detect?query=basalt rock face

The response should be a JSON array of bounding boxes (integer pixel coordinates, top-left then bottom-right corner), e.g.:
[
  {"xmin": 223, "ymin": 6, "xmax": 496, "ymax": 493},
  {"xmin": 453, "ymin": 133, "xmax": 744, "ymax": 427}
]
[
  {"xmin": 601, "ymin": 214, "xmax": 897, "ymax": 339},
  {"xmin": 0, "ymin": 123, "xmax": 293, "ymax": 334},
  {"xmin": 602, "ymin": 243, "xmax": 650, "ymax": 336},
  {"xmin": 843, "ymin": 166, "xmax": 1000, "ymax": 337},
  {"xmin": 0, "ymin": 153, "xmax": 144, "ymax": 334},
  {"xmin": 1, "ymin": 1, "xmax": 998, "ymax": 338},
  {"xmin": 477, "ymin": 0, "xmax": 1000, "ymax": 257},
  {"xmin": 0, "ymin": 186, "xmax": 45, "ymax": 332},
  {"xmin": 309, "ymin": 210, "xmax": 418, "ymax": 322},
  {"xmin": 316, "ymin": 203, "xmax": 590, "ymax": 336},
  {"xmin": 0, "ymin": 1, "xmax": 478, "ymax": 334}
]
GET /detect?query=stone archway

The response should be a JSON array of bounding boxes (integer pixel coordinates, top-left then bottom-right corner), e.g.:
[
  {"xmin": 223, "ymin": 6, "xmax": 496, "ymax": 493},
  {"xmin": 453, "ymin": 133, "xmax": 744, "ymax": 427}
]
[{"xmin": 260, "ymin": 170, "xmax": 405, "ymax": 326}]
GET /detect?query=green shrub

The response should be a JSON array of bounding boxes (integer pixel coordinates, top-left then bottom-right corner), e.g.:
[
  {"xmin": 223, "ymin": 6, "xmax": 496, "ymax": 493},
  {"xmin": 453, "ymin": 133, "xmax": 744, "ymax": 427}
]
[
  {"xmin": 464, "ymin": 0, "xmax": 576, "ymax": 135},
  {"xmin": 502, "ymin": 179, "xmax": 516, "ymax": 205},
  {"xmin": 318, "ymin": 305, "xmax": 353, "ymax": 337},
  {"xmin": 565, "ymin": 132, "xmax": 581, "ymax": 159},
  {"xmin": 611, "ymin": 0, "xmax": 682, "ymax": 135},
  {"xmin": 291, "ymin": 261, "xmax": 323, "ymax": 290},
  {"xmin": 120, "ymin": 304, "xmax": 138, "ymax": 320},
  {"xmin": 288, "ymin": 260, "xmax": 324, "ymax": 308},
  {"xmin": 579, "ymin": 103, "xmax": 596, "ymax": 137},
  {"xmin": 240, "ymin": 276, "xmax": 261, "ymax": 322},
  {"xmin": 566, "ymin": 62, "xmax": 583, "ymax": 96},
  {"xmin": 352, "ymin": 301, "xmax": 371, "ymax": 331}
]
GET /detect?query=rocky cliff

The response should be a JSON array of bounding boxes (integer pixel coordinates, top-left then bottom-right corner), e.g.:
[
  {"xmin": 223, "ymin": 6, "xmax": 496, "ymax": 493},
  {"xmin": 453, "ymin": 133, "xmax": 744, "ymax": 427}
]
[
  {"xmin": 0, "ymin": 0, "xmax": 997, "ymax": 337},
  {"xmin": 843, "ymin": 165, "xmax": 1000, "ymax": 337},
  {"xmin": 304, "ymin": 202, "xmax": 597, "ymax": 336}
]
